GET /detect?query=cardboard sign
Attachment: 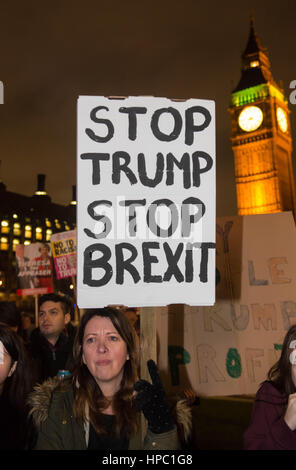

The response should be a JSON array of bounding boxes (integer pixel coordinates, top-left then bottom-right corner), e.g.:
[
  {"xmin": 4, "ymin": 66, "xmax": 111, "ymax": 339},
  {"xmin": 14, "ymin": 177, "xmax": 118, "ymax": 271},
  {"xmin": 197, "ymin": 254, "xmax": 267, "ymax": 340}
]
[
  {"xmin": 51, "ymin": 230, "xmax": 77, "ymax": 279},
  {"xmin": 77, "ymin": 96, "xmax": 216, "ymax": 308},
  {"xmin": 157, "ymin": 212, "xmax": 296, "ymax": 396},
  {"xmin": 15, "ymin": 243, "xmax": 53, "ymax": 296}
]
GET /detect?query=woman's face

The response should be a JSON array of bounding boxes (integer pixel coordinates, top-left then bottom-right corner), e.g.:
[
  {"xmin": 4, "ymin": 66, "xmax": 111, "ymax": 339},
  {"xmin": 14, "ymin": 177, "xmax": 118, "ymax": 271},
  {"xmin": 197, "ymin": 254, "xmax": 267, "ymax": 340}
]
[
  {"xmin": 288, "ymin": 339, "xmax": 296, "ymax": 387},
  {"xmin": 292, "ymin": 366, "xmax": 296, "ymax": 387},
  {"xmin": 82, "ymin": 316, "xmax": 129, "ymax": 395},
  {"xmin": 0, "ymin": 341, "xmax": 16, "ymax": 389}
]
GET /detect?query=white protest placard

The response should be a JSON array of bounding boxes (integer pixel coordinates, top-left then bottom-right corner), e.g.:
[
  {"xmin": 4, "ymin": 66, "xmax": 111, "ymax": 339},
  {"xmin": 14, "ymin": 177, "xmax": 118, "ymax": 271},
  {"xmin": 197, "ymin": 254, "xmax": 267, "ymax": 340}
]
[
  {"xmin": 77, "ymin": 96, "xmax": 216, "ymax": 308},
  {"xmin": 15, "ymin": 242, "xmax": 53, "ymax": 296},
  {"xmin": 51, "ymin": 230, "xmax": 77, "ymax": 279},
  {"xmin": 157, "ymin": 212, "xmax": 296, "ymax": 396}
]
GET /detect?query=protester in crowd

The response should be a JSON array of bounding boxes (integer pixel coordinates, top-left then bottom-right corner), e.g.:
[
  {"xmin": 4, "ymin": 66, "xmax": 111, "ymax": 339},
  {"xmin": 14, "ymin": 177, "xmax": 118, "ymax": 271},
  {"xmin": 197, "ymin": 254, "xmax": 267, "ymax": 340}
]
[
  {"xmin": 123, "ymin": 307, "xmax": 140, "ymax": 336},
  {"xmin": 244, "ymin": 324, "xmax": 296, "ymax": 449},
  {"xmin": 0, "ymin": 325, "xmax": 35, "ymax": 449},
  {"xmin": 20, "ymin": 312, "xmax": 35, "ymax": 344},
  {"xmin": 28, "ymin": 293, "xmax": 76, "ymax": 382},
  {"xmin": 0, "ymin": 301, "xmax": 21, "ymax": 333},
  {"xmin": 29, "ymin": 307, "xmax": 182, "ymax": 450}
]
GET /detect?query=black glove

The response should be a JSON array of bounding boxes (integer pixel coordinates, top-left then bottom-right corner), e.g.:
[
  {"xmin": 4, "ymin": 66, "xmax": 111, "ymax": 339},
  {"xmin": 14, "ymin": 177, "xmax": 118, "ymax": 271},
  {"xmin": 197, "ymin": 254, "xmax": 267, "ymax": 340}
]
[{"xmin": 134, "ymin": 359, "xmax": 174, "ymax": 434}]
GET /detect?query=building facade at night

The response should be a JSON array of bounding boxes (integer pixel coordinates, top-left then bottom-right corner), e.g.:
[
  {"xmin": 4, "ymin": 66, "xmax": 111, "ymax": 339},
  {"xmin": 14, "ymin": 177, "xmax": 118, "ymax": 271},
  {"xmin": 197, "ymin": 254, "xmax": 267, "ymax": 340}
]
[
  {"xmin": 229, "ymin": 17, "xmax": 295, "ymax": 216},
  {"xmin": 0, "ymin": 174, "xmax": 76, "ymax": 302}
]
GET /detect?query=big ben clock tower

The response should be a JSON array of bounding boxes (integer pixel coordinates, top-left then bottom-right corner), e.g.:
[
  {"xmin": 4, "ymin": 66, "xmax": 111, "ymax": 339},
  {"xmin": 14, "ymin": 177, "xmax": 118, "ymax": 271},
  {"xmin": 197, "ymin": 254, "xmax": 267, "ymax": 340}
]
[{"xmin": 229, "ymin": 17, "xmax": 295, "ymax": 216}]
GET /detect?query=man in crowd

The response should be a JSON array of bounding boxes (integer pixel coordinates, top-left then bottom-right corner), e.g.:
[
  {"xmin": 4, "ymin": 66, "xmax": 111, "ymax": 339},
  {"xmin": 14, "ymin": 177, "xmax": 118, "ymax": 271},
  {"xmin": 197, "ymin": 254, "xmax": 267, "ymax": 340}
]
[
  {"xmin": 123, "ymin": 307, "xmax": 140, "ymax": 336},
  {"xmin": 29, "ymin": 293, "xmax": 76, "ymax": 382}
]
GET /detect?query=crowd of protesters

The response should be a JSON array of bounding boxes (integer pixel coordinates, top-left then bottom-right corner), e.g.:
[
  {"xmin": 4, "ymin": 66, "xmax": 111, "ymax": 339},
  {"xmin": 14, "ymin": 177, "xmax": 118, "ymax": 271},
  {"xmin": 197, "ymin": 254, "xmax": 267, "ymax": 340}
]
[
  {"xmin": 0, "ymin": 297, "xmax": 191, "ymax": 451},
  {"xmin": 0, "ymin": 294, "xmax": 76, "ymax": 449},
  {"xmin": 4, "ymin": 294, "xmax": 296, "ymax": 451}
]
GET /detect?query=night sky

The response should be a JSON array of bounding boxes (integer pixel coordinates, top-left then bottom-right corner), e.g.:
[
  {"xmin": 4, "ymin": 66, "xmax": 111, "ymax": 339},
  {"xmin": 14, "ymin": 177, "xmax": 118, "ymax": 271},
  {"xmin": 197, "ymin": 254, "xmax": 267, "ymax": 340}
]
[{"xmin": 0, "ymin": 0, "xmax": 295, "ymax": 217}]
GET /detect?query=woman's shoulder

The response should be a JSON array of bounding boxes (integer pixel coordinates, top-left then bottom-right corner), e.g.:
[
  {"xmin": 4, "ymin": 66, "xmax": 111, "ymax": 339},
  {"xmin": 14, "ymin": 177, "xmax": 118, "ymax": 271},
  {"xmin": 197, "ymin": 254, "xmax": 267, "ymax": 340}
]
[
  {"xmin": 256, "ymin": 380, "xmax": 287, "ymax": 404},
  {"xmin": 28, "ymin": 377, "xmax": 73, "ymax": 428}
]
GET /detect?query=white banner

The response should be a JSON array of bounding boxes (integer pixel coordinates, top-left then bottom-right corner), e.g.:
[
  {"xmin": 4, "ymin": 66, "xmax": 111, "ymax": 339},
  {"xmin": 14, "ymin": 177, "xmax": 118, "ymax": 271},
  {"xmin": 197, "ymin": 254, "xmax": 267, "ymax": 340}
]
[{"xmin": 157, "ymin": 212, "xmax": 296, "ymax": 396}]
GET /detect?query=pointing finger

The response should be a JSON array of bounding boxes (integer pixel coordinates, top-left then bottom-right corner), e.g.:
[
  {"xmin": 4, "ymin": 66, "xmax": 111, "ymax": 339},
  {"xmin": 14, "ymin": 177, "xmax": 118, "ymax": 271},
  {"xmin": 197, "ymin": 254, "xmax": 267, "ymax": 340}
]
[{"xmin": 147, "ymin": 359, "xmax": 162, "ymax": 387}]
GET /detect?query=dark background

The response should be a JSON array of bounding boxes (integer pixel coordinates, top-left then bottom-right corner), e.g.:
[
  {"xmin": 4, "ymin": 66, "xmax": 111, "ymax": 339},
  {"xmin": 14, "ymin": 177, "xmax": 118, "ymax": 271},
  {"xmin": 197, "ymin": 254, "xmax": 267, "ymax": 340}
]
[{"xmin": 0, "ymin": 0, "xmax": 295, "ymax": 217}]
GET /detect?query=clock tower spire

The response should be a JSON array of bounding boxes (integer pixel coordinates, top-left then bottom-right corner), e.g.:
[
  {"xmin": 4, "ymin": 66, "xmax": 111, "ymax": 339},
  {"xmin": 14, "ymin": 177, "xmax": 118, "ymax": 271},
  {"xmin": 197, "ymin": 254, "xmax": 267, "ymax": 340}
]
[{"xmin": 229, "ymin": 16, "xmax": 295, "ymax": 216}]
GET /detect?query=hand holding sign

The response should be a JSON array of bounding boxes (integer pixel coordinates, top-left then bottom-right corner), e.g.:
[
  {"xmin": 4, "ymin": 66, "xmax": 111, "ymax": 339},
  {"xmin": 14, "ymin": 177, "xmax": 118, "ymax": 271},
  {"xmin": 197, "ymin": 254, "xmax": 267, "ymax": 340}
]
[{"xmin": 134, "ymin": 359, "xmax": 174, "ymax": 434}]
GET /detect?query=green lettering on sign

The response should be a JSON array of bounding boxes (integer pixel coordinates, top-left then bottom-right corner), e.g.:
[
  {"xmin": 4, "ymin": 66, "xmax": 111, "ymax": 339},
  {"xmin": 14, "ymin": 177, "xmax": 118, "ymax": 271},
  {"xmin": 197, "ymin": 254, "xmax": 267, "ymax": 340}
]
[
  {"xmin": 168, "ymin": 345, "xmax": 191, "ymax": 386},
  {"xmin": 226, "ymin": 348, "xmax": 242, "ymax": 378}
]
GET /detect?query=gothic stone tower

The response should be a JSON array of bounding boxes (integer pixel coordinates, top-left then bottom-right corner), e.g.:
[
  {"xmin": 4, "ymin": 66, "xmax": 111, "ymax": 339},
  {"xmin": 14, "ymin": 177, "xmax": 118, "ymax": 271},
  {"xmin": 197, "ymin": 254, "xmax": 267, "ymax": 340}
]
[{"xmin": 229, "ymin": 17, "xmax": 295, "ymax": 216}]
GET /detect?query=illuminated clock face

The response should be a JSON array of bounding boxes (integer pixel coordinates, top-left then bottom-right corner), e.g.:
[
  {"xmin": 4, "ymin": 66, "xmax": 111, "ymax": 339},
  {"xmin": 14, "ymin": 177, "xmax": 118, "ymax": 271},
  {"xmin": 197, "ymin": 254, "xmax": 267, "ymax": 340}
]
[
  {"xmin": 238, "ymin": 106, "xmax": 263, "ymax": 132},
  {"xmin": 276, "ymin": 107, "xmax": 288, "ymax": 133}
]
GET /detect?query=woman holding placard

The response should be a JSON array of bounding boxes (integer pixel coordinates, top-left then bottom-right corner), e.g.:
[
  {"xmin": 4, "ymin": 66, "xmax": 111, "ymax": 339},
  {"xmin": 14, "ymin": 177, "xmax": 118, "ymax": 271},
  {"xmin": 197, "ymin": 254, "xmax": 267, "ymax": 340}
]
[
  {"xmin": 244, "ymin": 325, "xmax": 296, "ymax": 449},
  {"xmin": 29, "ymin": 307, "xmax": 180, "ymax": 450}
]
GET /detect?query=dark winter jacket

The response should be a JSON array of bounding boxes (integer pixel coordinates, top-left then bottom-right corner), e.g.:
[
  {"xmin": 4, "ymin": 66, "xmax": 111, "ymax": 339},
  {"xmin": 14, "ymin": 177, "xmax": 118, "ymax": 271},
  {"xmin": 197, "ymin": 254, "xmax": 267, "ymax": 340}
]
[
  {"xmin": 28, "ymin": 378, "xmax": 187, "ymax": 450},
  {"xmin": 0, "ymin": 392, "xmax": 33, "ymax": 450},
  {"xmin": 244, "ymin": 380, "xmax": 296, "ymax": 450},
  {"xmin": 28, "ymin": 325, "xmax": 76, "ymax": 383}
]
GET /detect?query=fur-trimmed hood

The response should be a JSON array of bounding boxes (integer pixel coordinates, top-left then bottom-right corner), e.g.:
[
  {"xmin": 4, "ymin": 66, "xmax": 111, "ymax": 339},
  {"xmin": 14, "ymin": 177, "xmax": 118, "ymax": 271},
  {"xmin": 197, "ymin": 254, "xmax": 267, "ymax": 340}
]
[
  {"xmin": 175, "ymin": 399, "xmax": 192, "ymax": 442},
  {"xmin": 28, "ymin": 377, "xmax": 193, "ymax": 441},
  {"xmin": 28, "ymin": 377, "xmax": 67, "ymax": 428}
]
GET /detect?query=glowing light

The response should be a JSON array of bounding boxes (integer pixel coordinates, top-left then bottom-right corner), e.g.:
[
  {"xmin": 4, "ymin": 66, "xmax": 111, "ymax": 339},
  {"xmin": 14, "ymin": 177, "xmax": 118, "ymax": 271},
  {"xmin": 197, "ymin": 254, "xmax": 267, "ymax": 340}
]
[
  {"xmin": 36, "ymin": 227, "xmax": 43, "ymax": 240},
  {"xmin": 277, "ymin": 107, "xmax": 288, "ymax": 133},
  {"xmin": 24, "ymin": 225, "xmax": 32, "ymax": 238},
  {"xmin": 231, "ymin": 84, "xmax": 284, "ymax": 107},
  {"xmin": 238, "ymin": 106, "xmax": 263, "ymax": 132},
  {"xmin": 1, "ymin": 220, "xmax": 9, "ymax": 234},
  {"xmin": 46, "ymin": 229, "xmax": 52, "ymax": 241},
  {"xmin": 12, "ymin": 239, "xmax": 20, "ymax": 251},
  {"xmin": 250, "ymin": 60, "xmax": 259, "ymax": 68},
  {"xmin": 35, "ymin": 191, "xmax": 47, "ymax": 196},
  {"xmin": 13, "ymin": 223, "xmax": 21, "ymax": 236},
  {"xmin": 0, "ymin": 237, "xmax": 8, "ymax": 250}
]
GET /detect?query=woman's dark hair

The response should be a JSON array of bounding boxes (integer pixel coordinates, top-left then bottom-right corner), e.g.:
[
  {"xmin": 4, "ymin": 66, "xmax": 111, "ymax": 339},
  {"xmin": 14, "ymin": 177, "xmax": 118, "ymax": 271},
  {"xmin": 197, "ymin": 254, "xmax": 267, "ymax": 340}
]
[
  {"xmin": 267, "ymin": 324, "xmax": 296, "ymax": 396},
  {"xmin": 0, "ymin": 325, "xmax": 34, "ymax": 413},
  {"xmin": 0, "ymin": 325, "xmax": 36, "ymax": 449},
  {"xmin": 72, "ymin": 307, "xmax": 139, "ymax": 438},
  {"xmin": 0, "ymin": 302, "xmax": 21, "ymax": 330}
]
